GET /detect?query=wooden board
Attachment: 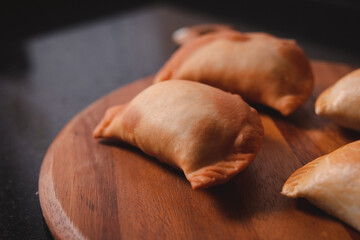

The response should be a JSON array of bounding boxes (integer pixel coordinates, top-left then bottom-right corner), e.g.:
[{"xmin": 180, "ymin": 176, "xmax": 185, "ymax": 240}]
[{"xmin": 39, "ymin": 61, "xmax": 360, "ymax": 240}]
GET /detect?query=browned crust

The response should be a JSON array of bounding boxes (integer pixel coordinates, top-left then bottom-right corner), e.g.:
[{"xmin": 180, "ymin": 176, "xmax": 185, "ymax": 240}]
[
  {"xmin": 187, "ymin": 104, "xmax": 264, "ymax": 190},
  {"xmin": 93, "ymin": 80, "xmax": 264, "ymax": 190},
  {"xmin": 281, "ymin": 156, "xmax": 324, "ymax": 197},
  {"xmin": 276, "ymin": 39, "xmax": 314, "ymax": 115},
  {"xmin": 154, "ymin": 30, "xmax": 249, "ymax": 83},
  {"xmin": 154, "ymin": 30, "xmax": 314, "ymax": 116}
]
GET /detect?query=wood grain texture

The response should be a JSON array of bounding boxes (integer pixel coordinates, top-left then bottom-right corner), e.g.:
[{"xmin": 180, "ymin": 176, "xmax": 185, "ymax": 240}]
[{"xmin": 39, "ymin": 61, "xmax": 360, "ymax": 240}]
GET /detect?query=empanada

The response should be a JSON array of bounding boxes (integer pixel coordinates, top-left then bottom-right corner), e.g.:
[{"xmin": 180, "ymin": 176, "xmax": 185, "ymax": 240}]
[
  {"xmin": 154, "ymin": 30, "xmax": 314, "ymax": 116},
  {"xmin": 315, "ymin": 69, "xmax": 360, "ymax": 131},
  {"xmin": 281, "ymin": 140, "xmax": 360, "ymax": 231},
  {"xmin": 93, "ymin": 80, "xmax": 264, "ymax": 189}
]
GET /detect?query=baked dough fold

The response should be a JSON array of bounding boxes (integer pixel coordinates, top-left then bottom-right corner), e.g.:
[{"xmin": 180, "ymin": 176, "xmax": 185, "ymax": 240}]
[
  {"xmin": 154, "ymin": 30, "xmax": 314, "ymax": 116},
  {"xmin": 315, "ymin": 69, "xmax": 360, "ymax": 131},
  {"xmin": 94, "ymin": 80, "xmax": 264, "ymax": 189},
  {"xmin": 281, "ymin": 140, "xmax": 360, "ymax": 231}
]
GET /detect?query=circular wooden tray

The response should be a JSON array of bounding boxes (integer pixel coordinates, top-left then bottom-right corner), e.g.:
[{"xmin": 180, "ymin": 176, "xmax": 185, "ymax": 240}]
[{"xmin": 39, "ymin": 61, "xmax": 360, "ymax": 240}]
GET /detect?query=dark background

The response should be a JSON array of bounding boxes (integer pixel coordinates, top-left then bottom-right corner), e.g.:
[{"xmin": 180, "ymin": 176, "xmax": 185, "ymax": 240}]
[
  {"xmin": 2, "ymin": 0, "xmax": 360, "ymax": 53},
  {"xmin": 1, "ymin": 1, "xmax": 359, "ymax": 239}
]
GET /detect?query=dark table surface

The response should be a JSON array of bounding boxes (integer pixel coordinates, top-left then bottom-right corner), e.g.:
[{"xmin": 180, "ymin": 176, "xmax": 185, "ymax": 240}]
[{"xmin": 1, "ymin": 4, "xmax": 360, "ymax": 239}]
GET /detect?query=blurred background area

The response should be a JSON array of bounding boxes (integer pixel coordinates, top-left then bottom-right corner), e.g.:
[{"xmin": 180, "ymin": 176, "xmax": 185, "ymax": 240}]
[
  {"xmin": 1, "ymin": 0, "xmax": 360, "ymax": 67},
  {"xmin": 1, "ymin": 0, "xmax": 360, "ymax": 45}
]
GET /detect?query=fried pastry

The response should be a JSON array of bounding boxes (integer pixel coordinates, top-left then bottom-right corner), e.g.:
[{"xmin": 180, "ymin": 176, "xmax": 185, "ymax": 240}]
[
  {"xmin": 154, "ymin": 30, "xmax": 314, "ymax": 116},
  {"xmin": 93, "ymin": 80, "xmax": 264, "ymax": 190},
  {"xmin": 315, "ymin": 69, "xmax": 360, "ymax": 131},
  {"xmin": 281, "ymin": 140, "xmax": 360, "ymax": 231}
]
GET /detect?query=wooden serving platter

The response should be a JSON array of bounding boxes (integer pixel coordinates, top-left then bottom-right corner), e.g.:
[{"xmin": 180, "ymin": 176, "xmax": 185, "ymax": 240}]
[{"xmin": 39, "ymin": 61, "xmax": 360, "ymax": 240}]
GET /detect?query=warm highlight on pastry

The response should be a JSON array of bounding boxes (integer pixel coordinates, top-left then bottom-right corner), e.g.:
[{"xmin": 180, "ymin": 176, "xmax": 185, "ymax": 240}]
[
  {"xmin": 154, "ymin": 30, "xmax": 314, "ymax": 116},
  {"xmin": 315, "ymin": 69, "xmax": 360, "ymax": 131},
  {"xmin": 172, "ymin": 24, "xmax": 233, "ymax": 45},
  {"xmin": 281, "ymin": 140, "xmax": 360, "ymax": 231},
  {"xmin": 94, "ymin": 80, "xmax": 264, "ymax": 190}
]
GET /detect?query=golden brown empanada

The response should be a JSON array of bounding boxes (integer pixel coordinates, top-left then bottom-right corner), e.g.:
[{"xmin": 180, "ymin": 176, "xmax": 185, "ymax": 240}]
[
  {"xmin": 315, "ymin": 69, "xmax": 360, "ymax": 131},
  {"xmin": 154, "ymin": 30, "xmax": 314, "ymax": 116},
  {"xmin": 281, "ymin": 140, "xmax": 360, "ymax": 231},
  {"xmin": 93, "ymin": 80, "xmax": 264, "ymax": 189}
]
